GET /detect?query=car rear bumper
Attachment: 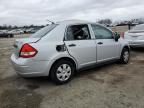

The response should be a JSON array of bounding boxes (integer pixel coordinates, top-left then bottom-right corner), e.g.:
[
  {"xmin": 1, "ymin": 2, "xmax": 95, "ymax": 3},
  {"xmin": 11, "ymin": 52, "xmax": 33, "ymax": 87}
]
[{"xmin": 11, "ymin": 54, "xmax": 51, "ymax": 77}]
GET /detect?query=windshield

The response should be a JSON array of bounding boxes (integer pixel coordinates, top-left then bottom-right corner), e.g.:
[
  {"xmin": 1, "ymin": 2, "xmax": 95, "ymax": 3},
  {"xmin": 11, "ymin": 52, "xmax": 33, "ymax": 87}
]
[
  {"xmin": 30, "ymin": 24, "xmax": 58, "ymax": 38},
  {"xmin": 131, "ymin": 24, "xmax": 144, "ymax": 31}
]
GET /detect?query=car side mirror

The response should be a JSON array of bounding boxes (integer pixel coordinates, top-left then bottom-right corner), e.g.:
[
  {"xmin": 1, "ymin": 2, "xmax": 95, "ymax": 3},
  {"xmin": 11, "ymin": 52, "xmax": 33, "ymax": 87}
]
[{"xmin": 114, "ymin": 32, "xmax": 120, "ymax": 42}]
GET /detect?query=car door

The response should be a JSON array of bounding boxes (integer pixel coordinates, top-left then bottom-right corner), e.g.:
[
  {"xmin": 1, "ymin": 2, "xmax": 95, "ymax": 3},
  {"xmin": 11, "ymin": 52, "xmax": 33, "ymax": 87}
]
[
  {"xmin": 90, "ymin": 24, "xmax": 121, "ymax": 63},
  {"xmin": 64, "ymin": 24, "xmax": 96, "ymax": 68}
]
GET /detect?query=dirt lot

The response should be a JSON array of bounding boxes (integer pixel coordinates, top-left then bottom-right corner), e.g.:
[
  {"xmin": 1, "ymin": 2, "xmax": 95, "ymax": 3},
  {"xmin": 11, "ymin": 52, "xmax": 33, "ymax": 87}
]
[{"xmin": 0, "ymin": 35, "xmax": 144, "ymax": 108}]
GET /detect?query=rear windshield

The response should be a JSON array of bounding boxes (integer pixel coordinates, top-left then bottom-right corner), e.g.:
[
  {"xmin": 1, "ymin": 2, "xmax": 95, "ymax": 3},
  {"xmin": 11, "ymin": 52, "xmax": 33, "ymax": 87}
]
[{"xmin": 30, "ymin": 24, "xmax": 58, "ymax": 38}]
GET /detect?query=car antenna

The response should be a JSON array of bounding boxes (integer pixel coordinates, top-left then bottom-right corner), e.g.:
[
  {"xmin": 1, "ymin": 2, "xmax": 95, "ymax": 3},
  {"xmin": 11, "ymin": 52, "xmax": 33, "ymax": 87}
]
[{"xmin": 46, "ymin": 19, "xmax": 55, "ymax": 24}]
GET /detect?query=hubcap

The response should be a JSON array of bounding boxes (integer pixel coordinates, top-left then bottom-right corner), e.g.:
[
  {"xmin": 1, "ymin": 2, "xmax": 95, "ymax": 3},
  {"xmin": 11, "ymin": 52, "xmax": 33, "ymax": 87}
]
[
  {"xmin": 123, "ymin": 51, "xmax": 129, "ymax": 62},
  {"xmin": 56, "ymin": 64, "xmax": 72, "ymax": 81}
]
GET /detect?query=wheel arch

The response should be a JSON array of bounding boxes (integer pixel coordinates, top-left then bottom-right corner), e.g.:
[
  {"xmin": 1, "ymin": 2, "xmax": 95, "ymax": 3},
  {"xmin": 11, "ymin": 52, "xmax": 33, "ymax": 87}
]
[
  {"xmin": 49, "ymin": 57, "xmax": 78, "ymax": 74},
  {"xmin": 123, "ymin": 45, "xmax": 130, "ymax": 52}
]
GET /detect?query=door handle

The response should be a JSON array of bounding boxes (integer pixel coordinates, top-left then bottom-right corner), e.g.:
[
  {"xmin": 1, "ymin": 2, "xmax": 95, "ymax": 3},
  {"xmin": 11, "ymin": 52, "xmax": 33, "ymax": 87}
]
[
  {"xmin": 68, "ymin": 44, "xmax": 76, "ymax": 47},
  {"xmin": 97, "ymin": 42, "xmax": 103, "ymax": 45}
]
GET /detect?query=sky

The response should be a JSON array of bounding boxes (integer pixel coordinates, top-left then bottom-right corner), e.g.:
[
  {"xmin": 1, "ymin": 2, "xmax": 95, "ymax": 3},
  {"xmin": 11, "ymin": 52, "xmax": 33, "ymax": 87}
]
[{"xmin": 0, "ymin": 0, "xmax": 144, "ymax": 26}]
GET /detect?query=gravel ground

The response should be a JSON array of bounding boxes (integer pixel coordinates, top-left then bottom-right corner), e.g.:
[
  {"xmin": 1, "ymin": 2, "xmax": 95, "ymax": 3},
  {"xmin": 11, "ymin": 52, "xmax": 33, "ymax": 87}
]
[{"xmin": 0, "ymin": 35, "xmax": 144, "ymax": 108}]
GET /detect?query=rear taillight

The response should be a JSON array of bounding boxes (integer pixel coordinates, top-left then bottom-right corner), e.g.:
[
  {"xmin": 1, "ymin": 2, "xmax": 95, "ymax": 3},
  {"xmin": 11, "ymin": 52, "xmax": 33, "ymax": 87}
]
[{"xmin": 19, "ymin": 44, "xmax": 38, "ymax": 58}]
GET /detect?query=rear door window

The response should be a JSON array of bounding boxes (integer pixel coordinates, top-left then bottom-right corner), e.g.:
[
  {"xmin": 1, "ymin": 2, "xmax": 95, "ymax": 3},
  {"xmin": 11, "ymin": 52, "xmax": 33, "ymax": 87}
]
[{"xmin": 65, "ymin": 24, "xmax": 91, "ymax": 41}]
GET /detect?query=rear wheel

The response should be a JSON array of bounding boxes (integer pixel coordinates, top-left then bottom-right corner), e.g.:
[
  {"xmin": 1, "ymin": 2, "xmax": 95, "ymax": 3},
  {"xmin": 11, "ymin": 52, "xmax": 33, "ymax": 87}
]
[
  {"xmin": 50, "ymin": 60, "xmax": 75, "ymax": 84},
  {"xmin": 120, "ymin": 48, "xmax": 130, "ymax": 64}
]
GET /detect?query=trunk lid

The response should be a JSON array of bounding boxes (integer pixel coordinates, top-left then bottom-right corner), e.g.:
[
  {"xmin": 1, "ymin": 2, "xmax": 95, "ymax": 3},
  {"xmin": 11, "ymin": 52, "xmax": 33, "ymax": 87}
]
[{"xmin": 13, "ymin": 38, "xmax": 39, "ymax": 57}]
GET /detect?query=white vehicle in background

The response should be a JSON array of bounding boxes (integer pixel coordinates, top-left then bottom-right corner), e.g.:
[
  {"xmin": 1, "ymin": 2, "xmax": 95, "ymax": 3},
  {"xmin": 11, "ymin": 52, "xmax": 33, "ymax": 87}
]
[
  {"xmin": 124, "ymin": 24, "xmax": 144, "ymax": 47},
  {"xmin": 0, "ymin": 30, "xmax": 9, "ymax": 33},
  {"xmin": 25, "ymin": 28, "xmax": 34, "ymax": 33},
  {"xmin": 9, "ymin": 29, "xmax": 24, "ymax": 35}
]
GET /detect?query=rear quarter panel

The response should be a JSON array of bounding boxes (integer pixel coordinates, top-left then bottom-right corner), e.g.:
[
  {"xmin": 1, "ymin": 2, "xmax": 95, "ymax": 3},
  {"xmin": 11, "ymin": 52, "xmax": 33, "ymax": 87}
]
[{"xmin": 29, "ymin": 41, "xmax": 78, "ymax": 68}]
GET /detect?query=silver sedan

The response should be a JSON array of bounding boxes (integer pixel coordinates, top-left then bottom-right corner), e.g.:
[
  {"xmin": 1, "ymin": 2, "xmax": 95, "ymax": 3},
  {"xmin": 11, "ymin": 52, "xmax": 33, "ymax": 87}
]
[{"xmin": 11, "ymin": 20, "xmax": 130, "ymax": 84}]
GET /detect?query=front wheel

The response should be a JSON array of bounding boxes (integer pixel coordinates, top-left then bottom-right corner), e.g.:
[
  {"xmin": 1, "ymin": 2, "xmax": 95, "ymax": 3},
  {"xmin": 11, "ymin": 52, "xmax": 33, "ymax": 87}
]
[
  {"xmin": 50, "ymin": 60, "xmax": 75, "ymax": 84},
  {"xmin": 120, "ymin": 48, "xmax": 130, "ymax": 64}
]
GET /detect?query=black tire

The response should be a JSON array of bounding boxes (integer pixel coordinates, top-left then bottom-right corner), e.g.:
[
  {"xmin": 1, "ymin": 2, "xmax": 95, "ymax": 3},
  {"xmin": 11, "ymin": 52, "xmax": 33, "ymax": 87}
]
[
  {"xmin": 120, "ymin": 48, "xmax": 130, "ymax": 64},
  {"xmin": 10, "ymin": 34, "xmax": 14, "ymax": 38},
  {"xmin": 50, "ymin": 60, "xmax": 75, "ymax": 84}
]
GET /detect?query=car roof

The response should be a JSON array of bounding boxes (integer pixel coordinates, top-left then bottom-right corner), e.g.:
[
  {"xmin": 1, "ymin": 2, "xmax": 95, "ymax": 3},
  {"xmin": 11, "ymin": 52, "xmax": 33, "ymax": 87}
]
[
  {"xmin": 55, "ymin": 20, "xmax": 109, "ymax": 29},
  {"xmin": 54, "ymin": 19, "xmax": 112, "ymax": 32},
  {"xmin": 56, "ymin": 20, "xmax": 94, "ymax": 25}
]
